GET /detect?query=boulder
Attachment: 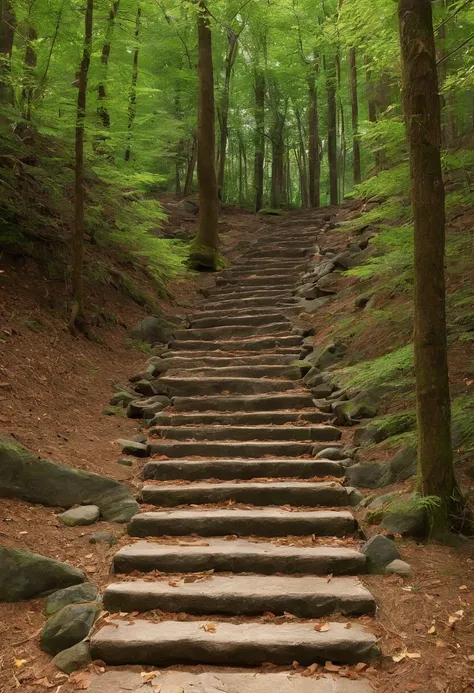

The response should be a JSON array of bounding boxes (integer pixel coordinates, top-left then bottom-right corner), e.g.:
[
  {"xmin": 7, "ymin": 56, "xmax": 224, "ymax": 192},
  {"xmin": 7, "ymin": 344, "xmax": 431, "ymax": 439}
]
[
  {"xmin": 385, "ymin": 559, "xmax": 412, "ymax": 577},
  {"xmin": 109, "ymin": 391, "xmax": 137, "ymax": 407},
  {"xmin": 0, "ymin": 548, "xmax": 85, "ymax": 602},
  {"xmin": 58, "ymin": 505, "xmax": 100, "ymax": 527},
  {"xmin": 354, "ymin": 414, "xmax": 415, "ymax": 447},
  {"xmin": 40, "ymin": 602, "xmax": 102, "ymax": 655},
  {"xmin": 387, "ymin": 444, "xmax": 417, "ymax": 483},
  {"xmin": 129, "ymin": 316, "xmax": 175, "ymax": 346},
  {"xmin": 315, "ymin": 447, "xmax": 347, "ymax": 461},
  {"xmin": 379, "ymin": 507, "xmax": 427, "ymax": 538},
  {"xmin": 345, "ymin": 462, "xmax": 386, "ymax": 489},
  {"xmin": 332, "ymin": 251, "xmax": 356, "ymax": 270},
  {"xmin": 116, "ymin": 439, "xmax": 148, "ymax": 458},
  {"xmin": 332, "ymin": 391, "xmax": 379, "ymax": 426},
  {"xmin": 305, "ymin": 343, "xmax": 348, "ymax": 370},
  {"xmin": 45, "ymin": 583, "xmax": 99, "ymax": 617},
  {"xmin": 52, "ymin": 641, "xmax": 91, "ymax": 674},
  {"xmin": 127, "ymin": 395, "xmax": 170, "ymax": 419},
  {"xmin": 0, "ymin": 436, "xmax": 139, "ymax": 523},
  {"xmin": 118, "ymin": 458, "xmax": 134, "ymax": 467},
  {"xmin": 361, "ymin": 535, "xmax": 401, "ymax": 573},
  {"xmin": 129, "ymin": 371, "xmax": 154, "ymax": 383},
  {"xmin": 133, "ymin": 379, "xmax": 159, "ymax": 397},
  {"xmin": 89, "ymin": 531, "xmax": 118, "ymax": 547},
  {"xmin": 346, "ymin": 487, "xmax": 364, "ymax": 507}
]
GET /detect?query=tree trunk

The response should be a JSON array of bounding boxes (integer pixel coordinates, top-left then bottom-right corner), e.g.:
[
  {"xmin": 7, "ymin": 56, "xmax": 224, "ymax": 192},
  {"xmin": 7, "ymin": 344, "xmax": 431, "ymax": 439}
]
[
  {"xmin": 183, "ymin": 132, "xmax": 197, "ymax": 197},
  {"xmin": 308, "ymin": 63, "xmax": 320, "ymax": 208},
  {"xmin": 71, "ymin": 0, "xmax": 93, "ymax": 331},
  {"xmin": 124, "ymin": 5, "xmax": 141, "ymax": 162},
  {"xmin": 22, "ymin": 25, "xmax": 38, "ymax": 120},
  {"xmin": 254, "ymin": 68, "xmax": 265, "ymax": 212},
  {"xmin": 349, "ymin": 47, "xmax": 361, "ymax": 184},
  {"xmin": 398, "ymin": 0, "xmax": 461, "ymax": 522},
  {"xmin": 191, "ymin": 0, "xmax": 219, "ymax": 269},
  {"xmin": 217, "ymin": 28, "xmax": 238, "ymax": 198},
  {"xmin": 0, "ymin": 0, "xmax": 15, "ymax": 104},
  {"xmin": 295, "ymin": 108, "xmax": 309, "ymax": 208},
  {"xmin": 270, "ymin": 110, "xmax": 285, "ymax": 209},
  {"xmin": 326, "ymin": 59, "xmax": 338, "ymax": 205},
  {"xmin": 97, "ymin": 0, "xmax": 120, "ymax": 131}
]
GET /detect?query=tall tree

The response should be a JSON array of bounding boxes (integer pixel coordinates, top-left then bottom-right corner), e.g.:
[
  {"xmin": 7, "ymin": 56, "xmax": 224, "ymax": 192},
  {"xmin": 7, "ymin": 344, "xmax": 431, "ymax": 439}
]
[
  {"xmin": 0, "ymin": 0, "xmax": 15, "ymax": 104},
  {"xmin": 253, "ymin": 66, "xmax": 265, "ymax": 211},
  {"xmin": 349, "ymin": 46, "xmax": 361, "ymax": 184},
  {"xmin": 398, "ymin": 0, "xmax": 461, "ymax": 524},
  {"xmin": 326, "ymin": 58, "xmax": 338, "ymax": 205},
  {"xmin": 124, "ymin": 4, "xmax": 141, "ymax": 162},
  {"xmin": 308, "ymin": 61, "xmax": 320, "ymax": 208},
  {"xmin": 97, "ymin": 0, "xmax": 120, "ymax": 131},
  {"xmin": 190, "ymin": 0, "xmax": 219, "ymax": 270},
  {"xmin": 71, "ymin": 0, "xmax": 94, "ymax": 332},
  {"xmin": 217, "ymin": 27, "xmax": 239, "ymax": 197}
]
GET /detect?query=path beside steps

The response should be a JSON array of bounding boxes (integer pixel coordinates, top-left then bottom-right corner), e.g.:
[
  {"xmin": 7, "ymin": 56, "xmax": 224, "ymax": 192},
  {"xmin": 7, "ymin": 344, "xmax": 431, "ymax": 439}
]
[{"xmin": 91, "ymin": 214, "xmax": 378, "ymax": 692}]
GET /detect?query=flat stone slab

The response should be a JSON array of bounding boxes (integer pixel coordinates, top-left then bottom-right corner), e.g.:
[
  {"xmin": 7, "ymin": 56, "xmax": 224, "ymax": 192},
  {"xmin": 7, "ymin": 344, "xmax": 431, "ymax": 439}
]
[
  {"xmin": 140, "ymin": 481, "xmax": 350, "ymax": 507},
  {"xmin": 160, "ymin": 354, "xmax": 300, "ymax": 367},
  {"xmin": 202, "ymin": 297, "xmax": 296, "ymax": 310},
  {"xmin": 86, "ymin": 669, "xmax": 374, "ymax": 693},
  {"xmin": 165, "ymin": 365, "xmax": 303, "ymax": 379},
  {"xmin": 143, "ymin": 458, "xmax": 344, "ymax": 481},
  {"xmin": 103, "ymin": 575, "xmax": 376, "ymax": 617},
  {"xmin": 90, "ymin": 619, "xmax": 378, "ymax": 666},
  {"xmin": 150, "ymin": 425, "xmax": 341, "ymax": 443},
  {"xmin": 151, "ymin": 410, "xmax": 331, "ymax": 427},
  {"xmin": 128, "ymin": 509, "xmax": 356, "ymax": 538},
  {"xmin": 147, "ymin": 441, "xmax": 313, "ymax": 459},
  {"xmin": 174, "ymin": 323, "xmax": 293, "ymax": 341},
  {"xmin": 170, "ymin": 335, "xmax": 303, "ymax": 352},
  {"xmin": 172, "ymin": 393, "xmax": 316, "ymax": 412},
  {"xmin": 153, "ymin": 377, "xmax": 302, "ymax": 397},
  {"xmin": 189, "ymin": 313, "xmax": 288, "ymax": 328}
]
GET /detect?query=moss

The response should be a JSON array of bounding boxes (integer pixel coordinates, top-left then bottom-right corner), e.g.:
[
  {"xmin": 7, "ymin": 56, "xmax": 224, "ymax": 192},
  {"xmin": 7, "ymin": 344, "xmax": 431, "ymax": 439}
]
[
  {"xmin": 124, "ymin": 338, "xmax": 155, "ymax": 356},
  {"xmin": 336, "ymin": 344, "xmax": 414, "ymax": 390}
]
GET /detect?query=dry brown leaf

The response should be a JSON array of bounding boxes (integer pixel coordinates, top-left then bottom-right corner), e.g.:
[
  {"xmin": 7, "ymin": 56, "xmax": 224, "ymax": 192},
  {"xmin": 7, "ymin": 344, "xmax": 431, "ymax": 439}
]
[
  {"xmin": 344, "ymin": 622, "xmax": 352, "ymax": 629},
  {"xmin": 140, "ymin": 671, "xmax": 160, "ymax": 683},
  {"xmin": 406, "ymin": 652, "xmax": 421, "ymax": 660},
  {"xmin": 326, "ymin": 573, "xmax": 333, "ymax": 583},
  {"xmin": 153, "ymin": 686, "xmax": 163, "ymax": 693},
  {"xmin": 31, "ymin": 679, "xmax": 55, "ymax": 689},
  {"xmin": 199, "ymin": 623, "xmax": 216, "ymax": 633},
  {"xmin": 324, "ymin": 661, "xmax": 340, "ymax": 672},
  {"xmin": 428, "ymin": 624, "xmax": 437, "ymax": 635},
  {"xmin": 313, "ymin": 622, "xmax": 330, "ymax": 632},
  {"xmin": 459, "ymin": 585, "xmax": 469, "ymax": 591},
  {"xmin": 69, "ymin": 672, "xmax": 90, "ymax": 690},
  {"xmin": 302, "ymin": 663, "xmax": 319, "ymax": 677},
  {"xmin": 14, "ymin": 658, "xmax": 27, "ymax": 668},
  {"xmin": 291, "ymin": 661, "xmax": 300, "ymax": 670},
  {"xmin": 355, "ymin": 663, "xmax": 367, "ymax": 672}
]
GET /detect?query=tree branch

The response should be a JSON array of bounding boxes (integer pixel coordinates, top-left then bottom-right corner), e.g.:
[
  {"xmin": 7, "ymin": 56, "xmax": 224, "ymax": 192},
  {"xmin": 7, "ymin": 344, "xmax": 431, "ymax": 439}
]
[{"xmin": 437, "ymin": 32, "xmax": 474, "ymax": 64}]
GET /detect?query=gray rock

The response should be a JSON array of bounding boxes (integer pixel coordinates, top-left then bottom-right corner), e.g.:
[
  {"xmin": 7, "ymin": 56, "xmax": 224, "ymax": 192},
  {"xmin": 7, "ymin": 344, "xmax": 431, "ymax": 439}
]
[
  {"xmin": 305, "ymin": 343, "xmax": 347, "ymax": 370},
  {"xmin": 361, "ymin": 535, "xmax": 401, "ymax": 573},
  {"xmin": 58, "ymin": 505, "xmax": 100, "ymax": 527},
  {"xmin": 52, "ymin": 641, "xmax": 91, "ymax": 674},
  {"xmin": 133, "ymin": 379, "xmax": 159, "ymax": 397},
  {"xmin": 118, "ymin": 458, "xmax": 134, "ymax": 467},
  {"xmin": 354, "ymin": 414, "xmax": 415, "ymax": 447},
  {"xmin": 333, "ymin": 391, "xmax": 379, "ymax": 426},
  {"xmin": 345, "ymin": 462, "xmax": 386, "ymax": 489},
  {"xmin": 332, "ymin": 251, "xmax": 356, "ymax": 270},
  {"xmin": 385, "ymin": 559, "xmax": 412, "ymax": 576},
  {"xmin": 40, "ymin": 602, "xmax": 102, "ymax": 655},
  {"xmin": 109, "ymin": 391, "xmax": 137, "ymax": 407},
  {"xmin": 89, "ymin": 531, "xmax": 118, "ymax": 547},
  {"xmin": 132, "ymin": 433, "xmax": 148, "ymax": 444},
  {"xmin": 129, "ymin": 316, "xmax": 175, "ymax": 346},
  {"xmin": 45, "ymin": 583, "xmax": 99, "ymax": 616},
  {"xmin": 129, "ymin": 371, "xmax": 154, "ymax": 383},
  {"xmin": 300, "ymin": 296, "xmax": 331, "ymax": 313},
  {"xmin": 0, "ymin": 548, "xmax": 85, "ymax": 602},
  {"xmin": 379, "ymin": 507, "xmax": 427, "ymax": 538},
  {"xmin": 387, "ymin": 444, "xmax": 417, "ymax": 482},
  {"xmin": 0, "ymin": 436, "xmax": 139, "ymax": 523},
  {"xmin": 366, "ymin": 492, "xmax": 398, "ymax": 512},
  {"xmin": 315, "ymin": 447, "xmax": 346, "ymax": 461},
  {"xmin": 116, "ymin": 439, "xmax": 148, "ymax": 458},
  {"xmin": 346, "ymin": 487, "xmax": 364, "ymax": 507},
  {"xmin": 346, "ymin": 243, "xmax": 361, "ymax": 253},
  {"xmin": 127, "ymin": 395, "xmax": 169, "ymax": 419}
]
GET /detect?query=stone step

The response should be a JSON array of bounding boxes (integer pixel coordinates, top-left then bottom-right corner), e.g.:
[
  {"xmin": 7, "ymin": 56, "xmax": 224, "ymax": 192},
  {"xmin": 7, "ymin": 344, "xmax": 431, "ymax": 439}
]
[
  {"xmin": 140, "ymin": 481, "xmax": 350, "ymax": 507},
  {"xmin": 223, "ymin": 263, "xmax": 308, "ymax": 275},
  {"xmin": 86, "ymin": 670, "xmax": 374, "ymax": 693},
  {"xmin": 103, "ymin": 575, "xmax": 376, "ymax": 617},
  {"xmin": 191, "ymin": 305, "xmax": 298, "ymax": 320},
  {"xmin": 202, "ymin": 297, "xmax": 295, "ymax": 310},
  {"xmin": 90, "ymin": 619, "xmax": 378, "ymax": 667},
  {"xmin": 143, "ymin": 457, "xmax": 344, "ymax": 481},
  {"xmin": 164, "ymin": 349, "xmax": 302, "ymax": 361},
  {"xmin": 150, "ymin": 410, "xmax": 332, "ymax": 427},
  {"xmin": 245, "ymin": 247, "xmax": 311, "ymax": 259},
  {"xmin": 159, "ymin": 354, "xmax": 301, "ymax": 368},
  {"xmin": 170, "ymin": 335, "xmax": 303, "ymax": 351},
  {"xmin": 189, "ymin": 313, "xmax": 288, "ymax": 328},
  {"xmin": 128, "ymin": 509, "xmax": 356, "ymax": 538},
  {"xmin": 164, "ymin": 365, "xmax": 303, "ymax": 379},
  {"xmin": 173, "ymin": 323, "xmax": 293, "ymax": 341},
  {"xmin": 217, "ymin": 274, "xmax": 297, "ymax": 287},
  {"xmin": 152, "ymin": 377, "xmax": 302, "ymax": 397},
  {"xmin": 147, "ymin": 440, "xmax": 314, "ymax": 458},
  {"xmin": 172, "ymin": 392, "xmax": 315, "ymax": 412},
  {"xmin": 149, "ymin": 424, "xmax": 341, "ymax": 442},
  {"xmin": 113, "ymin": 538, "xmax": 366, "ymax": 575}
]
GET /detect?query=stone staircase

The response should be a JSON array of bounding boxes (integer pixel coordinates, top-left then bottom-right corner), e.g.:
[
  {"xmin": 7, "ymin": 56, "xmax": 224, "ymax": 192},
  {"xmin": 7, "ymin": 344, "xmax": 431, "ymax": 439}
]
[{"xmin": 90, "ymin": 217, "xmax": 378, "ymax": 690}]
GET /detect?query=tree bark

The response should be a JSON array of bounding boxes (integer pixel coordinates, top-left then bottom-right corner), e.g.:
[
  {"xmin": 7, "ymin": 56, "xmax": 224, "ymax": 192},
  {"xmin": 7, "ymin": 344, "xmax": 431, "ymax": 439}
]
[
  {"xmin": 71, "ymin": 0, "xmax": 93, "ymax": 331},
  {"xmin": 22, "ymin": 25, "xmax": 37, "ymax": 120},
  {"xmin": 191, "ymin": 0, "xmax": 219, "ymax": 269},
  {"xmin": 308, "ymin": 62, "xmax": 320, "ymax": 208},
  {"xmin": 295, "ymin": 108, "xmax": 309, "ymax": 208},
  {"xmin": 270, "ymin": 109, "xmax": 285, "ymax": 209},
  {"xmin": 183, "ymin": 132, "xmax": 197, "ymax": 196},
  {"xmin": 398, "ymin": 0, "xmax": 461, "ymax": 522},
  {"xmin": 0, "ymin": 0, "xmax": 15, "ymax": 104},
  {"xmin": 253, "ymin": 68, "xmax": 265, "ymax": 212},
  {"xmin": 217, "ymin": 28, "xmax": 238, "ymax": 198},
  {"xmin": 124, "ymin": 5, "xmax": 141, "ymax": 162},
  {"xmin": 326, "ymin": 59, "xmax": 338, "ymax": 205},
  {"xmin": 349, "ymin": 47, "xmax": 361, "ymax": 184},
  {"xmin": 97, "ymin": 0, "xmax": 120, "ymax": 131}
]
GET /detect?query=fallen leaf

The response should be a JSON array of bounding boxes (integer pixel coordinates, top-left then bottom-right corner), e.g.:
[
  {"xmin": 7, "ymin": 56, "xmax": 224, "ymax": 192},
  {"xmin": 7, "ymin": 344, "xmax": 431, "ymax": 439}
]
[
  {"xmin": 313, "ymin": 622, "xmax": 330, "ymax": 632},
  {"xmin": 14, "ymin": 659, "xmax": 27, "ymax": 668},
  {"xmin": 428, "ymin": 625, "xmax": 437, "ymax": 635},
  {"xmin": 436, "ymin": 639, "xmax": 447, "ymax": 648},
  {"xmin": 302, "ymin": 663, "xmax": 319, "ymax": 677},
  {"xmin": 467, "ymin": 654, "xmax": 474, "ymax": 662},
  {"xmin": 140, "ymin": 671, "xmax": 160, "ymax": 683},
  {"xmin": 392, "ymin": 652, "xmax": 406, "ymax": 663},
  {"xmin": 355, "ymin": 663, "xmax": 367, "ymax": 672},
  {"xmin": 153, "ymin": 686, "xmax": 162, "ymax": 693},
  {"xmin": 344, "ymin": 622, "xmax": 352, "ymax": 629},
  {"xmin": 31, "ymin": 678, "xmax": 55, "ymax": 688},
  {"xmin": 459, "ymin": 585, "xmax": 469, "ymax": 591},
  {"xmin": 199, "ymin": 623, "xmax": 216, "ymax": 633},
  {"xmin": 324, "ymin": 661, "xmax": 340, "ymax": 672},
  {"xmin": 69, "ymin": 672, "xmax": 90, "ymax": 690},
  {"xmin": 291, "ymin": 661, "xmax": 300, "ymax": 669},
  {"xmin": 326, "ymin": 573, "xmax": 333, "ymax": 583},
  {"xmin": 406, "ymin": 652, "xmax": 421, "ymax": 660}
]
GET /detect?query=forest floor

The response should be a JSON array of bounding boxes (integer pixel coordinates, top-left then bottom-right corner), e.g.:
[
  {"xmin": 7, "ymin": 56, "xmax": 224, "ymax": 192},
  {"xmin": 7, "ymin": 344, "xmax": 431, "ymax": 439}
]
[{"xmin": 0, "ymin": 199, "xmax": 473, "ymax": 693}]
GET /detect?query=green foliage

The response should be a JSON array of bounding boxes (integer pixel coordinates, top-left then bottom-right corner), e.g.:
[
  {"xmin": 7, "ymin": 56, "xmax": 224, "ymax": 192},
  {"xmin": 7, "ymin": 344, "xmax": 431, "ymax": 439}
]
[
  {"xmin": 125, "ymin": 338, "xmax": 155, "ymax": 356},
  {"xmin": 452, "ymin": 396, "xmax": 474, "ymax": 453},
  {"xmin": 337, "ymin": 344, "xmax": 414, "ymax": 390}
]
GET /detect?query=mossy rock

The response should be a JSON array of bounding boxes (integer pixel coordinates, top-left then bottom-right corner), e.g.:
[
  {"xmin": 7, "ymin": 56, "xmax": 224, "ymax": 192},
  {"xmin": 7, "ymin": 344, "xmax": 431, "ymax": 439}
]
[
  {"xmin": 45, "ymin": 582, "xmax": 99, "ymax": 617},
  {"xmin": 354, "ymin": 412, "xmax": 416, "ymax": 446},
  {"xmin": 40, "ymin": 602, "xmax": 102, "ymax": 655}
]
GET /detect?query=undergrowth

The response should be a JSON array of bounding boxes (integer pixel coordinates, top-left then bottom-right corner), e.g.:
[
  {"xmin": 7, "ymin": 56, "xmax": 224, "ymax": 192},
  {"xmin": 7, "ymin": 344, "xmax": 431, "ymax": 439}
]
[{"xmin": 336, "ymin": 344, "xmax": 414, "ymax": 390}]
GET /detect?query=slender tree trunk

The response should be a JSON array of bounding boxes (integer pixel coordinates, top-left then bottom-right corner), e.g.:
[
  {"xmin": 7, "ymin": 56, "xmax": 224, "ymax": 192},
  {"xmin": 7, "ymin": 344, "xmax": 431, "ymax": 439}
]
[
  {"xmin": 295, "ymin": 108, "xmax": 309, "ymax": 208},
  {"xmin": 349, "ymin": 47, "xmax": 361, "ymax": 184},
  {"xmin": 191, "ymin": 0, "xmax": 219, "ymax": 269},
  {"xmin": 183, "ymin": 132, "xmax": 197, "ymax": 197},
  {"xmin": 97, "ymin": 0, "xmax": 120, "ymax": 131},
  {"xmin": 270, "ymin": 109, "xmax": 285, "ymax": 209},
  {"xmin": 71, "ymin": 0, "xmax": 93, "ymax": 331},
  {"xmin": 398, "ymin": 0, "xmax": 461, "ymax": 523},
  {"xmin": 326, "ymin": 59, "xmax": 338, "ymax": 205},
  {"xmin": 22, "ymin": 26, "xmax": 37, "ymax": 120},
  {"xmin": 0, "ymin": 0, "xmax": 15, "ymax": 104},
  {"xmin": 124, "ymin": 5, "xmax": 141, "ymax": 162},
  {"xmin": 217, "ymin": 28, "xmax": 238, "ymax": 198},
  {"xmin": 254, "ymin": 68, "xmax": 265, "ymax": 211},
  {"xmin": 308, "ymin": 62, "xmax": 320, "ymax": 208},
  {"xmin": 175, "ymin": 159, "xmax": 182, "ymax": 197}
]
